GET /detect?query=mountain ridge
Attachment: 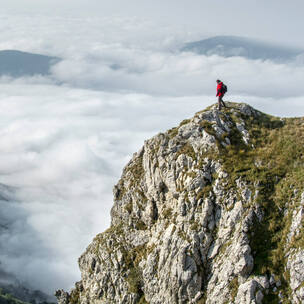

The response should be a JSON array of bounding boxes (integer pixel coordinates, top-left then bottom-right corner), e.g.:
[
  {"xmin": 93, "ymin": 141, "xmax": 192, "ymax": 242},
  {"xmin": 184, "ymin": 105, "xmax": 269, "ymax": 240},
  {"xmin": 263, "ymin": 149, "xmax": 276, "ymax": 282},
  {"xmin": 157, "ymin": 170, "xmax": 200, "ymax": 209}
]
[
  {"xmin": 57, "ymin": 102, "xmax": 304, "ymax": 304},
  {"xmin": 0, "ymin": 50, "xmax": 60, "ymax": 77},
  {"xmin": 181, "ymin": 36, "xmax": 303, "ymax": 62}
]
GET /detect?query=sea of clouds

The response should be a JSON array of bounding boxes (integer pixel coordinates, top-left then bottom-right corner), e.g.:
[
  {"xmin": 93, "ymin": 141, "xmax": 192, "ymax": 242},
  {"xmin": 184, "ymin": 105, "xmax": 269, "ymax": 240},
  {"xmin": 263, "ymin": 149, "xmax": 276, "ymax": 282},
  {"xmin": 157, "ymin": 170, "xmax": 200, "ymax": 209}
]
[{"xmin": 0, "ymin": 13, "xmax": 303, "ymax": 294}]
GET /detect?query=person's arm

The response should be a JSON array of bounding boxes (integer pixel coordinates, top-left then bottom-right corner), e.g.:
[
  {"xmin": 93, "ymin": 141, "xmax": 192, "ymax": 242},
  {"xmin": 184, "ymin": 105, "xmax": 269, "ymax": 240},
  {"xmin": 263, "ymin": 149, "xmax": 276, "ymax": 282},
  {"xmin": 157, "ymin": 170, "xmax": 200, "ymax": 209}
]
[{"xmin": 216, "ymin": 84, "xmax": 221, "ymax": 96}]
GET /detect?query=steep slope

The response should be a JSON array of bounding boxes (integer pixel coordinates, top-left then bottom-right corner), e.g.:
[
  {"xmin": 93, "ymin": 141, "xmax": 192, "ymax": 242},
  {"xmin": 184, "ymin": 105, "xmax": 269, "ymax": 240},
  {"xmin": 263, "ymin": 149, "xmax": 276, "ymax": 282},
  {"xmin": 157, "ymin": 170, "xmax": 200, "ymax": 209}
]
[
  {"xmin": 57, "ymin": 103, "xmax": 304, "ymax": 304},
  {"xmin": 0, "ymin": 284, "xmax": 55, "ymax": 304},
  {"xmin": 0, "ymin": 290, "xmax": 30, "ymax": 304}
]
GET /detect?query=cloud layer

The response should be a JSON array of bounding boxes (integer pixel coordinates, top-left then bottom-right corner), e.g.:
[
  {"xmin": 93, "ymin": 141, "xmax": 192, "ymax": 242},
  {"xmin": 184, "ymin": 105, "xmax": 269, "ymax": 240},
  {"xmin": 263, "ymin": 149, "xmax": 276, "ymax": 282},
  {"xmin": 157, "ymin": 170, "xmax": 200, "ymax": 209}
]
[
  {"xmin": 2, "ymin": 14, "xmax": 303, "ymax": 99},
  {"xmin": 0, "ymin": 13, "xmax": 303, "ymax": 295},
  {"xmin": 0, "ymin": 81, "xmax": 212, "ymax": 292},
  {"xmin": 3, "ymin": 1, "xmax": 304, "ymax": 48},
  {"xmin": 51, "ymin": 48, "xmax": 304, "ymax": 98}
]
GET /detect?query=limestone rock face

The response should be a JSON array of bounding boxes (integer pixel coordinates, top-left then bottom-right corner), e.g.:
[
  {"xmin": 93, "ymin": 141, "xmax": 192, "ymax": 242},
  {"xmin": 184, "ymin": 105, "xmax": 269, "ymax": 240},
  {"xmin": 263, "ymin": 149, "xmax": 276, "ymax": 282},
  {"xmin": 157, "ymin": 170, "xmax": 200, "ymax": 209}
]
[{"xmin": 57, "ymin": 103, "xmax": 304, "ymax": 304}]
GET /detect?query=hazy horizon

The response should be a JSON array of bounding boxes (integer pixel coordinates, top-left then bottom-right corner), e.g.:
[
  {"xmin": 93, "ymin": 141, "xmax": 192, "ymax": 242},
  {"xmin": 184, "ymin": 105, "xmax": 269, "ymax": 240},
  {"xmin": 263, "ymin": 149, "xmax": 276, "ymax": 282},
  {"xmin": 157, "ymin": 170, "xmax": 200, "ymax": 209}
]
[{"xmin": 0, "ymin": 2, "xmax": 303, "ymax": 297}]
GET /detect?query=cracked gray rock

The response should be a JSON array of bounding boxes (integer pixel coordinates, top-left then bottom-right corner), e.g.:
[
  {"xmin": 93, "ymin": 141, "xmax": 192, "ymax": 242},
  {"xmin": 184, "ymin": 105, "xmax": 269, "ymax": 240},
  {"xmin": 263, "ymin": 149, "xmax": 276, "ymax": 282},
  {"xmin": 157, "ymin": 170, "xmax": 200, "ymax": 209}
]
[{"xmin": 56, "ymin": 103, "xmax": 304, "ymax": 304}]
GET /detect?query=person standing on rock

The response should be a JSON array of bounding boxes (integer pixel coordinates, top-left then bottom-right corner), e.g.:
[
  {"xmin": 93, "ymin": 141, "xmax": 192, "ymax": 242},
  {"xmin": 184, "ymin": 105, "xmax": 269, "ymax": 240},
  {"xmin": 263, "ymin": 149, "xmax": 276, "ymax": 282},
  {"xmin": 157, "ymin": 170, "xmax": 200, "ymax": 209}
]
[{"xmin": 216, "ymin": 79, "xmax": 227, "ymax": 110}]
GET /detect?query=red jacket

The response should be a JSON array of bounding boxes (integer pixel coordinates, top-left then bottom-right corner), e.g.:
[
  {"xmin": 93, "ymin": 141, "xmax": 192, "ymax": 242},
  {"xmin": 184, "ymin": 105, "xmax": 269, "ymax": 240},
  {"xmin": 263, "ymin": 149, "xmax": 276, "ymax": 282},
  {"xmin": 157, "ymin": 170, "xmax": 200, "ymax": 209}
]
[{"xmin": 216, "ymin": 82, "xmax": 223, "ymax": 97}]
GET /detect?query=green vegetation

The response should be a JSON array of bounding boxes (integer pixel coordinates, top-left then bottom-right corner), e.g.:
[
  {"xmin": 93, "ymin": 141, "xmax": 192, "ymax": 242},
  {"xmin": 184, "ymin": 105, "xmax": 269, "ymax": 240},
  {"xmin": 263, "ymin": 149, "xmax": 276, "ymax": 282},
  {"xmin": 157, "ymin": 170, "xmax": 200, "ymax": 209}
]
[
  {"xmin": 200, "ymin": 121, "xmax": 217, "ymax": 137},
  {"xmin": 123, "ymin": 190, "xmax": 148, "ymax": 217},
  {"xmin": 218, "ymin": 239, "xmax": 233, "ymax": 257},
  {"xmin": 204, "ymin": 107, "xmax": 304, "ymax": 300},
  {"xmin": 115, "ymin": 180, "xmax": 127, "ymax": 201},
  {"xmin": 128, "ymin": 154, "xmax": 145, "ymax": 188},
  {"xmin": 197, "ymin": 295, "xmax": 206, "ymax": 304},
  {"xmin": 167, "ymin": 118, "xmax": 191, "ymax": 140},
  {"xmin": 126, "ymin": 267, "xmax": 142, "ymax": 294},
  {"xmin": 179, "ymin": 104, "xmax": 304, "ymax": 301},
  {"xmin": 138, "ymin": 295, "xmax": 149, "ymax": 304},
  {"xmin": 69, "ymin": 289, "xmax": 80, "ymax": 304},
  {"xmin": 125, "ymin": 201, "xmax": 133, "ymax": 214},
  {"xmin": 228, "ymin": 277, "xmax": 239, "ymax": 301},
  {"xmin": 93, "ymin": 224, "xmax": 124, "ymax": 266},
  {"xmin": 179, "ymin": 118, "xmax": 191, "ymax": 127},
  {"xmin": 190, "ymin": 220, "xmax": 200, "ymax": 231},
  {"xmin": 124, "ymin": 243, "xmax": 153, "ymax": 296},
  {"xmin": 162, "ymin": 207, "xmax": 173, "ymax": 219},
  {"xmin": 95, "ymin": 103, "xmax": 304, "ymax": 302},
  {"xmin": 135, "ymin": 220, "xmax": 147, "ymax": 230},
  {"xmin": 177, "ymin": 229, "xmax": 191, "ymax": 242},
  {"xmin": 94, "ymin": 225, "xmax": 152, "ymax": 298},
  {"xmin": 0, "ymin": 289, "xmax": 55, "ymax": 304},
  {"xmin": 116, "ymin": 152, "xmax": 145, "ymax": 202},
  {"xmin": 0, "ymin": 292, "xmax": 29, "ymax": 304},
  {"xmin": 175, "ymin": 142, "xmax": 197, "ymax": 161},
  {"xmin": 196, "ymin": 184, "xmax": 213, "ymax": 201},
  {"xmin": 168, "ymin": 127, "xmax": 178, "ymax": 139},
  {"xmin": 195, "ymin": 104, "xmax": 214, "ymax": 116},
  {"xmin": 262, "ymin": 292, "xmax": 282, "ymax": 304}
]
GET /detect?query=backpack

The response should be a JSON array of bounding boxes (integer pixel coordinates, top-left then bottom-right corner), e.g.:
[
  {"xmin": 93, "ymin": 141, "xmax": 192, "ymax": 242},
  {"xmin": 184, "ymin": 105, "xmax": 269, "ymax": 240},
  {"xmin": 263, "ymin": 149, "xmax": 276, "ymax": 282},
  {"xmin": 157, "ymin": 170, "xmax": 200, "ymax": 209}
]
[{"xmin": 222, "ymin": 83, "xmax": 227, "ymax": 94}]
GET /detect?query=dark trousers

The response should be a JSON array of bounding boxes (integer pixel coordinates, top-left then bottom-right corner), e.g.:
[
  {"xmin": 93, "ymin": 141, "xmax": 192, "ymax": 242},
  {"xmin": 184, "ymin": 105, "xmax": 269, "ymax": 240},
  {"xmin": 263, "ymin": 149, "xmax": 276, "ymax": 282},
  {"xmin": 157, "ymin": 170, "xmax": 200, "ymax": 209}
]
[{"xmin": 218, "ymin": 95, "xmax": 226, "ymax": 110}]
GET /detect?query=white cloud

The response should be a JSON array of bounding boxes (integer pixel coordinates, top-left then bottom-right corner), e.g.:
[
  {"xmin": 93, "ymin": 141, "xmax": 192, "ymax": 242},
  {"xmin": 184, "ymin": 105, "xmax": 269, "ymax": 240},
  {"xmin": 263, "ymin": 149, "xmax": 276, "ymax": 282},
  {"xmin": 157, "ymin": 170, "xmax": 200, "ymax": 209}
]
[
  {"xmin": 0, "ymin": 82, "xmax": 211, "ymax": 293},
  {"xmin": 0, "ymin": 12, "xmax": 303, "ymax": 296},
  {"xmin": 2, "ymin": 1, "xmax": 304, "ymax": 48},
  {"xmin": 50, "ymin": 50, "xmax": 304, "ymax": 98}
]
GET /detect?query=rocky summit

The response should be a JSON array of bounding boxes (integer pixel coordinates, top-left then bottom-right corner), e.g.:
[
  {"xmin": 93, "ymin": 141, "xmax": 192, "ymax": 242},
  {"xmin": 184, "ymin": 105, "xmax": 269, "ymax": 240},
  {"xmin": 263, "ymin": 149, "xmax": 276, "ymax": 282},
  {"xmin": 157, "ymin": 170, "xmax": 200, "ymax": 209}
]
[{"xmin": 56, "ymin": 102, "xmax": 304, "ymax": 304}]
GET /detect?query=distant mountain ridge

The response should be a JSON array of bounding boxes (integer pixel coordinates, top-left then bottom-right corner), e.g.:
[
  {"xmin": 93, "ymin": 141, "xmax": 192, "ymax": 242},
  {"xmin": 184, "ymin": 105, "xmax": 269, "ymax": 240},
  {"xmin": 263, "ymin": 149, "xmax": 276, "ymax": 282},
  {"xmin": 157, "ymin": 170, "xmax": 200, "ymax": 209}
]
[
  {"xmin": 0, "ymin": 50, "xmax": 60, "ymax": 77},
  {"xmin": 181, "ymin": 36, "xmax": 303, "ymax": 62},
  {"xmin": 0, "ymin": 286, "xmax": 54, "ymax": 304}
]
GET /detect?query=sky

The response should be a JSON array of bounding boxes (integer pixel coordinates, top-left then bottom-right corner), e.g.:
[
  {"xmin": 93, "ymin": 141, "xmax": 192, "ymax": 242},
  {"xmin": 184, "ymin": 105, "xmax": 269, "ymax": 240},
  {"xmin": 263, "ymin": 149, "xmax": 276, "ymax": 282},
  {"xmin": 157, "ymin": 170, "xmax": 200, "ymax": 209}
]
[
  {"xmin": 0, "ymin": 0, "xmax": 304, "ymax": 297},
  {"xmin": 3, "ymin": 0, "xmax": 304, "ymax": 47}
]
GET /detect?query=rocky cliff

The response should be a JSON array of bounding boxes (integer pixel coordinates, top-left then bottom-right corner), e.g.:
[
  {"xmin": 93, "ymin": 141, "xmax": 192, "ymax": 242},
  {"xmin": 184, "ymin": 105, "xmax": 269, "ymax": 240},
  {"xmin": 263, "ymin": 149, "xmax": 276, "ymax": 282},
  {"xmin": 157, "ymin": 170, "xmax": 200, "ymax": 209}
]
[{"xmin": 56, "ymin": 102, "xmax": 304, "ymax": 304}]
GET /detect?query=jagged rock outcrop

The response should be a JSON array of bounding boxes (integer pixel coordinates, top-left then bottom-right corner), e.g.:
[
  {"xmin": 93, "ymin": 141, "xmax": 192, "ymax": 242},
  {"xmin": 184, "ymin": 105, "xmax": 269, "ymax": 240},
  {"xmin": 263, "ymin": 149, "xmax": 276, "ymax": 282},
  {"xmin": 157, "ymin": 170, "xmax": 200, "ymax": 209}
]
[{"xmin": 57, "ymin": 102, "xmax": 304, "ymax": 304}]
